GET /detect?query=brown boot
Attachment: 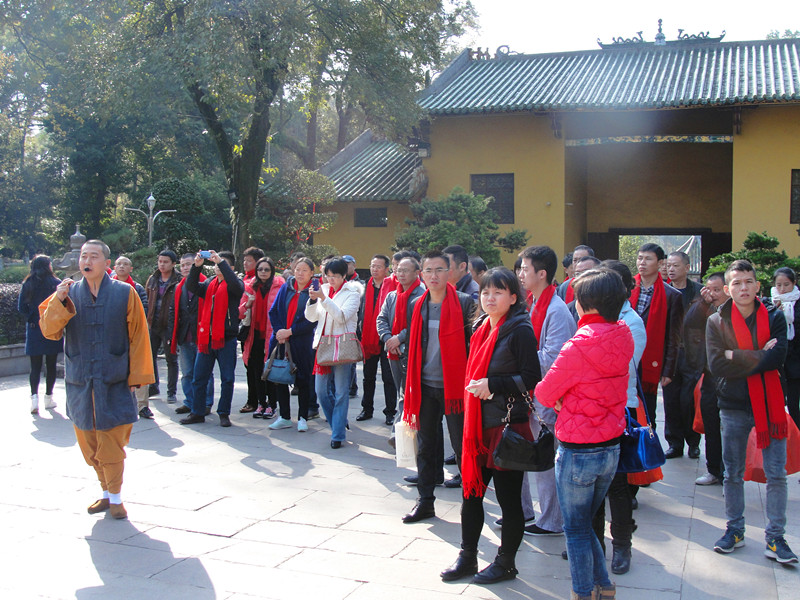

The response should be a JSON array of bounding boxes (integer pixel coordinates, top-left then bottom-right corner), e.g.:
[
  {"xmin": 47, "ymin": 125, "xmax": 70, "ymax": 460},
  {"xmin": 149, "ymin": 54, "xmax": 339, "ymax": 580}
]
[
  {"xmin": 595, "ymin": 584, "xmax": 616, "ymax": 599},
  {"xmin": 570, "ymin": 592, "xmax": 593, "ymax": 600},
  {"xmin": 87, "ymin": 498, "xmax": 110, "ymax": 514},
  {"xmin": 109, "ymin": 503, "xmax": 128, "ymax": 520}
]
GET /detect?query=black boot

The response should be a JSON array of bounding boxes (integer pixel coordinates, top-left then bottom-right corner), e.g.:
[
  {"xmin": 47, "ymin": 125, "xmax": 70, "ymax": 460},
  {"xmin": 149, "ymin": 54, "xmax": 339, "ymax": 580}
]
[
  {"xmin": 440, "ymin": 548, "xmax": 478, "ymax": 581},
  {"xmin": 472, "ymin": 551, "xmax": 518, "ymax": 584},
  {"xmin": 611, "ymin": 546, "xmax": 631, "ymax": 574}
]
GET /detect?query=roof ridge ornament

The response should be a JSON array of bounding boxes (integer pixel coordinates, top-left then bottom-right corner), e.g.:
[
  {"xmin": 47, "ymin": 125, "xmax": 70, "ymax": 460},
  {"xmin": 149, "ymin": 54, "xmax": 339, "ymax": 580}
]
[
  {"xmin": 597, "ymin": 19, "xmax": 726, "ymax": 48},
  {"xmin": 468, "ymin": 47, "xmax": 492, "ymax": 60}
]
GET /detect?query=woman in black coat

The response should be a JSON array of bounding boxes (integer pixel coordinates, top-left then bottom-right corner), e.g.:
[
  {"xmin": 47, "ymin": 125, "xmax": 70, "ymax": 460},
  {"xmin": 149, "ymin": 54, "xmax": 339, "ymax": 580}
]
[{"xmin": 18, "ymin": 255, "xmax": 63, "ymax": 414}]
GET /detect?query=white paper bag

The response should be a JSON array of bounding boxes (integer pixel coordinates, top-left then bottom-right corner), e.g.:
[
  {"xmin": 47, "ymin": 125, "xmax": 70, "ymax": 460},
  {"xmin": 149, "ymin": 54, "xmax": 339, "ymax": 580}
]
[{"xmin": 395, "ymin": 420, "xmax": 418, "ymax": 468}]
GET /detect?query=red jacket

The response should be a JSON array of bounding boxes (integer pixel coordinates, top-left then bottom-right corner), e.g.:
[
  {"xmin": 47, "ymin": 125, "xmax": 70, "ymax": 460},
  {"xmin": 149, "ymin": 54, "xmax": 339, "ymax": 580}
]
[{"xmin": 535, "ymin": 320, "xmax": 633, "ymax": 444}]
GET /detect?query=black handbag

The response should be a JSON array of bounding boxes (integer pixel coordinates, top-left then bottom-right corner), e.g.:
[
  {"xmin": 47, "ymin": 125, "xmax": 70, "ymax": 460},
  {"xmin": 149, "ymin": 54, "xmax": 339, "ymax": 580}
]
[
  {"xmin": 261, "ymin": 343, "xmax": 297, "ymax": 386},
  {"xmin": 617, "ymin": 372, "xmax": 666, "ymax": 473},
  {"xmin": 492, "ymin": 376, "xmax": 556, "ymax": 472}
]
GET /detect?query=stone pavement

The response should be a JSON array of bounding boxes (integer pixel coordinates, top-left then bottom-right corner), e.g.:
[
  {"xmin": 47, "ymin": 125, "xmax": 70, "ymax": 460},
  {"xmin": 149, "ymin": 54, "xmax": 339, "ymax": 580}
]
[{"xmin": 2, "ymin": 360, "xmax": 799, "ymax": 600}]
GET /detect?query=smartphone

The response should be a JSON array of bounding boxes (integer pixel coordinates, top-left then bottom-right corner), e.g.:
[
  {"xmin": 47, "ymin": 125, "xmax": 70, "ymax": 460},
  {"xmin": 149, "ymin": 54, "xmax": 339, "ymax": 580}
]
[
  {"xmin": 311, "ymin": 278, "xmax": 320, "ymax": 291},
  {"xmin": 199, "ymin": 250, "xmax": 212, "ymax": 259}
]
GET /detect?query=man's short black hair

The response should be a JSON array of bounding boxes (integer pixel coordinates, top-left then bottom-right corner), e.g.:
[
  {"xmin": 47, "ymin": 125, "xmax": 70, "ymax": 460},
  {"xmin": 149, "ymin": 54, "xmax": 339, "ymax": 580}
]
[
  {"xmin": 577, "ymin": 256, "xmax": 602, "ymax": 268},
  {"xmin": 725, "ymin": 259, "xmax": 756, "ymax": 283},
  {"xmin": 442, "ymin": 245, "xmax": 469, "ymax": 268},
  {"xmin": 324, "ymin": 257, "xmax": 348, "ymax": 277},
  {"xmin": 371, "ymin": 254, "xmax": 390, "ymax": 268},
  {"xmin": 243, "ymin": 246, "xmax": 265, "ymax": 261},
  {"xmin": 469, "ymin": 255, "xmax": 487, "ymax": 274},
  {"xmin": 422, "ymin": 250, "xmax": 450, "ymax": 268},
  {"xmin": 638, "ymin": 243, "xmax": 665, "ymax": 261},
  {"xmin": 706, "ymin": 272, "xmax": 725, "ymax": 284},
  {"xmin": 668, "ymin": 251, "xmax": 690, "ymax": 265},
  {"xmin": 218, "ymin": 251, "xmax": 236, "ymax": 266},
  {"xmin": 181, "ymin": 253, "xmax": 195, "ymax": 261},
  {"xmin": 84, "ymin": 240, "xmax": 110, "ymax": 259},
  {"xmin": 562, "ymin": 253, "xmax": 573, "ymax": 269},
  {"xmin": 399, "ymin": 256, "xmax": 421, "ymax": 271},
  {"xmin": 574, "ymin": 267, "xmax": 627, "ymax": 322},
  {"xmin": 158, "ymin": 249, "xmax": 178, "ymax": 263},
  {"xmin": 520, "ymin": 246, "xmax": 558, "ymax": 284},
  {"xmin": 393, "ymin": 250, "xmax": 411, "ymax": 262},
  {"xmin": 573, "ymin": 244, "xmax": 594, "ymax": 257},
  {"xmin": 600, "ymin": 260, "xmax": 634, "ymax": 295}
]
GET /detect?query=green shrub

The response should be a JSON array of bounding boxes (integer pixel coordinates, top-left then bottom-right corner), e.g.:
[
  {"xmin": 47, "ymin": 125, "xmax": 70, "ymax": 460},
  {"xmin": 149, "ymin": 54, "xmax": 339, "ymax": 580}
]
[
  {"xmin": 706, "ymin": 231, "xmax": 800, "ymax": 289},
  {"xmin": 0, "ymin": 265, "xmax": 30, "ymax": 284},
  {"xmin": 0, "ymin": 283, "xmax": 26, "ymax": 345}
]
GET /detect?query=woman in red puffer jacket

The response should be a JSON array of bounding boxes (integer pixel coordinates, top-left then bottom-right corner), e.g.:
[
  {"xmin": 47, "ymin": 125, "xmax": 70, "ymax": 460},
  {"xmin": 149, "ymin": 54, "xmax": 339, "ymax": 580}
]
[{"xmin": 535, "ymin": 267, "xmax": 633, "ymax": 600}]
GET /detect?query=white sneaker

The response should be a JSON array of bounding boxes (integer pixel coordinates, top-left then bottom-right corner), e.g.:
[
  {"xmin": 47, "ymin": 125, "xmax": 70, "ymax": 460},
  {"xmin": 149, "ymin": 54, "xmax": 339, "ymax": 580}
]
[
  {"xmin": 269, "ymin": 417, "xmax": 293, "ymax": 430},
  {"xmin": 297, "ymin": 417, "xmax": 308, "ymax": 432},
  {"xmin": 695, "ymin": 472, "xmax": 720, "ymax": 486},
  {"xmin": 44, "ymin": 394, "xmax": 57, "ymax": 409},
  {"xmin": 30, "ymin": 394, "xmax": 39, "ymax": 414}
]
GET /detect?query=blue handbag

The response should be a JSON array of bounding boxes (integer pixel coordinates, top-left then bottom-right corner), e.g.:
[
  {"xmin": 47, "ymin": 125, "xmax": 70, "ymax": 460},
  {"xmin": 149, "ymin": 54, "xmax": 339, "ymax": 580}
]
[
  {"xmin": 261, "ymin": 343, "xmax": 296, "ymax": 386},
  {"xmin": 617, "ymin": 374, "xmax": 666, "ymax": 473}
]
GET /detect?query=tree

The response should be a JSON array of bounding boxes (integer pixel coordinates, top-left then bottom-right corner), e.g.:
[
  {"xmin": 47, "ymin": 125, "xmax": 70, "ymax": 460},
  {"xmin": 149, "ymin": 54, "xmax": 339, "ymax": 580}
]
[
  {"xmin": 706, "ymin": 231, "xmax": 800, "ymax": 289},
  {"xmin": 767, "ymin": 29, "xmax": 800, "ymax": 39},
  {"xmin": 393, "ymin": 188, "xmax": 529, "ymax": 266},
  {"xmin": 250, "ymin": 168, "xmax": 338, "ymax": 264}
]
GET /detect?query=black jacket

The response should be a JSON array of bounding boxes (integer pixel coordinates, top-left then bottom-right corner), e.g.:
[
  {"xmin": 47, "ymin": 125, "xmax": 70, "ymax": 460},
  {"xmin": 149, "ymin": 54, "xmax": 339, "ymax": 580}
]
[
  {"xmin": 475, "ymin": 307, "xmax": 542, "ymax": 428},
  {"xmin": 167, "ymin": 282, "xmax": 204, "ymax": 350},
  {"xmin": 187, "ymin": 261, "xmax": 245, "ymax": 343},
  {"xmin": 683, "ymin": 298, "xmax": 717, "ymax": 375},
  {"xmin": 638, "ymin": 282, "xmax": 684, "ymax": 380},
  {"xmin": 706, "ymin": 298, "xmax": 787, "ymax": 412}
]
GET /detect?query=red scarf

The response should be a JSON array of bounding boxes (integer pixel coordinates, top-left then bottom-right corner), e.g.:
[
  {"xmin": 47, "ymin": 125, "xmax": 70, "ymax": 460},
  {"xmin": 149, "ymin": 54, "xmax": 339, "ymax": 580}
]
[
  {"xmin": 379, "ymin": 274, "xmax": 398, "ymax": 307},
  {"xmin": 531, "ymin": 284, "xmax": 556, "ymax": 349},
  {"xmin": 112, "ymin": 274, "xmax": 137, "ymax": 288},
  {"xmin": 461, "ymin": 313, "xmax": 507, "ymax": 498},
  {"xmin": 286, "ymin": 279, "xmax": 310, "ymax": 329},
  {"xmin": 578, "ymin": 313, "xmax": 611, "ymax": 328},
  {"xmin": 731, "ymin": 300, "xmax": 787, "ymax": 448},
  {"xmin": 362, "ymin": 278, "xmax": 384, "ymax": 359},
  {"xmin": 170, "ymin": 274, "xmax": 206, "ymax": 350},
  {"xmin": 403, "ymin": 284, "xmax": 468, "ymax": 429},
  {"xmin": 388, "ymin": 278, "xmax": 421, "ymax": 361},
  {"xmin": 198, "ymin": 276, "xmax": 228, "ymax": 352},
  {"xmin": 251, "ymin": 279, "xmax": 277, "ymax": 336},
  {"xmin": 630, "ymin": 274, "xmax": 668, "ymax": 394},
  {"xmin": 564, "ymin": 279, "xmax": 575, "ymax": 304}
]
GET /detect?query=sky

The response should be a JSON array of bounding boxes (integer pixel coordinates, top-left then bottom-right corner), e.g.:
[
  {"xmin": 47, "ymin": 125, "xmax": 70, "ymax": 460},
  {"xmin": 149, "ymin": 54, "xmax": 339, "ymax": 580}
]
[{"xmin": 462, "ymin": 0, "xmax": 798, "ymax": 55}]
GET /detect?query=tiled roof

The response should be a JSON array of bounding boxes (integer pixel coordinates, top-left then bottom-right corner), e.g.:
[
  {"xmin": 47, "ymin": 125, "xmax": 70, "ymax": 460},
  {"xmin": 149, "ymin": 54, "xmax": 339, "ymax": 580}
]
[
  {"xmin": 419, "ymin": 39, "xmax": 800, "ymax": 114},
  {"xmin": 318, "ymin": 130, "xmax": 426, "ymax": 202}
]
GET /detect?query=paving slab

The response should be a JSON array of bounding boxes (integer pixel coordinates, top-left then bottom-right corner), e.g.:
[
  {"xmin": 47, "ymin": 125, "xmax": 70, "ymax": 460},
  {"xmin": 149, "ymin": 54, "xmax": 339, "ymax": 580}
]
[{"xmin": 3, "ymin": 364, "xmax": 800, "ymax": 599}]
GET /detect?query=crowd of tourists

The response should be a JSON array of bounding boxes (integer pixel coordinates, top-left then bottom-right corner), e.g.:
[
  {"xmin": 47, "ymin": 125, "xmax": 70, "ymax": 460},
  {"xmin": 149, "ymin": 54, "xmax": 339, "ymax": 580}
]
[{"xmin": 20, "ymin": 239, "xmax": 800, "ymax": 600}]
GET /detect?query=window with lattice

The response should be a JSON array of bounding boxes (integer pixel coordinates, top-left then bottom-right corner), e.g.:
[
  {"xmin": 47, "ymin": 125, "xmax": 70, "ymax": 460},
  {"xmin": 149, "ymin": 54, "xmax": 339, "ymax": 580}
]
[{"xmin": 471, "ymin": 173, "xmax": 515, "ymax": 224}]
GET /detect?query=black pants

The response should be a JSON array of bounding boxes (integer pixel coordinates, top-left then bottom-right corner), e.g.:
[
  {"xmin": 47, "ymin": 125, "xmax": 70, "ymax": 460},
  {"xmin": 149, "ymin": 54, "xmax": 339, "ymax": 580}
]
[
  {"xmin": 150, "ymin": 328, "xmax": 178, "ymax": 396},
  {"xmin": 361, "ymin": 350, "xmax": 397, "ymax": 417},
  {"xmin": 593, "ymin": 470, "xmax": 634, "ymax": 552},
  {"xmin": 786, "ymin": 378, "xmax": 800, "ymax": 430},
  {"xmin": 416, "ymin": 384, "xmax": 464, "ymax": 501},
  {"xmin": 663, "ymin": 362, "xmax": 702, "ymax": 451},
  {"xmin": 29, "ymin": 354, "xmax": 57, "ymax": 396},
  {"xmin": 699, "ymin": 371, "xmax": 724, "ymax": 479},
  {"xmin": 462, "ymin": 467, "xmax": 524, "ymax": 557},
  {"xmin": 277, "ymin": 374, "xmax": 312, "ymax": 420},
  {"xmin": 643, "ymin": 391, "xmax": 658, "ymax": 433},
  {"xmin": 246, "ymin": 336, "xmax": 267, "ymax": 408}
]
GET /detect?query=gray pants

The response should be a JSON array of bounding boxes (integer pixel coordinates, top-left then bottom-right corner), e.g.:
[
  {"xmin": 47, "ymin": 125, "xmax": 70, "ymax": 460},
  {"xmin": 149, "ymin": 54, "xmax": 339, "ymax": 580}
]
[{"xmin": 521, "ymin": 398, "xmax": 564, "ymax": 531}]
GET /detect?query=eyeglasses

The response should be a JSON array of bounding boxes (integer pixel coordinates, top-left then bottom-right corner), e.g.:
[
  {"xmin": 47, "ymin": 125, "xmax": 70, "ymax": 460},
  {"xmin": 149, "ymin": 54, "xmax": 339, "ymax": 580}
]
[
  {"xmin": 422, "ymin": 268, "xmax": 448, "ymax": 276},
  {"xmin": 257, "ymin": 267, "xmax": 272, "ymax": 272}
]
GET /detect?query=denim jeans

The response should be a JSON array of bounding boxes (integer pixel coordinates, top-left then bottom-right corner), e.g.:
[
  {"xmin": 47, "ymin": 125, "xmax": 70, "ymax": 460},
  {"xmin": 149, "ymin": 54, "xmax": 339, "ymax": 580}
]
[
  {"xmin": 179, "ymin": 342, "xmax": 213, "ymax": 409},
  {"xmin": 191, "ymin": 338, "xmax": 237, "ymax": 416},
  {"xmin": 555, "ymin": 443, "xmax": 620, "ymax": 597},
  {"xmin": 720, "ymin": 408, "xmax": 787, "ymax": 540},
  {"xmin": 316, "ymin": 364, "xmax": 352, "ymax": 442},
  {"xmin": 150, "ymin": 328, "xmax": 178, "ymax": 396}
]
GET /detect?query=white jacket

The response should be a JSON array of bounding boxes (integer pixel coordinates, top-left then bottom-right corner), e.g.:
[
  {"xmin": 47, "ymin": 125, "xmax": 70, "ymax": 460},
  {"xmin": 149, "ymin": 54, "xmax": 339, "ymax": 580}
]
[{"xmin": 305, "ymin": 280, "xmax": 362, "ymax": 349}]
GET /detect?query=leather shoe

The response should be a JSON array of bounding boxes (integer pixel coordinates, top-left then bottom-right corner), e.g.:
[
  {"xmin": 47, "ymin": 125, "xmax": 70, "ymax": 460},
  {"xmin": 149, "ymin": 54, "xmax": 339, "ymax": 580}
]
[
  {"xmin": 440, "ymin": 550, "xmax": 478, "ymax": 581},
  {"xmin": 444, "ymin": 474, "xmax": 462, "ymax": 488},
  {"xmin": 175, "ymin": 405, "xmax": 191, "ymax": 414},
  {"xmin": 688, "ymin": 445, "xmax": 701, "ymax": 459},
  {"xmin": 205, "ymin": 407, "xmax": 212, "ymax": 415},
  {"xmin": 180, "ymin": 414, "xmax": 205, "ymax": 425},
  {"xmin": 444, "ymin": 453, "xmax": 457, "ymax": 465},
  {"xmin": 384, "ymin": 414, "xmax": 394, "ymax": 426},
  {"xmin": 402, "ymin": 500, "xmax": 435, "ymax": 523},
  {"xmin": 109, "ymin": 502, "xmax": 127, "ymax": 520},
  {"xmin": 356, "ymin": 410, "xmax": 373, "ymax": 421},
  {"xmin": 472, "ymin": 558, "xmax": 518, "ymax": 584},
  {"xmin": 331, "ymin": 440, "xmax": 342, "ymax": 449},
  {"xmin": 403, "ymin": 475, "xmax": 444, "ymax": 486},
  {"xmin": 611, "ymin": 547, "xmax": 631, "ymax": 574},
  {"xmin": 87, "ymin": 498, "xmax": 109, "ymax": 514},
  {"xmin": 219, "ymin": 414, "xmax": 231, "ymax": 427},
  {"xmin": 665, "ymin": 446, "xmax": 683, "ymax": 459}
]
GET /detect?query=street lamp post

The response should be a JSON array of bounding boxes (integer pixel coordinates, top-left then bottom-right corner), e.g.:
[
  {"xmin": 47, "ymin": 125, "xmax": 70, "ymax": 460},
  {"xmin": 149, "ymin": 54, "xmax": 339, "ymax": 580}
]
[{"xmin": 125, "ymin": 193, "xmax": 176, "ymax": 247}]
